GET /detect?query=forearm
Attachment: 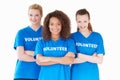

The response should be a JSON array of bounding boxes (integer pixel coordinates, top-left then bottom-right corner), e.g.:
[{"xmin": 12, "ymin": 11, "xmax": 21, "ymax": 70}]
[
  {"xmin": 16, "ymin": 47, "xmax": 35, "ymax": 62},
  {"xmin": 50, "ymin": 56, "xmax": 74, "ymax": 65},
  {"xmin": 37, "ymin": 54, "xmax": 52, "ymax": 62},
  {"xmin": 17, "ymin": 53, "xmax": 35, "ymax": 62},
  {"xmin": 78, "ymin": 53, "xmax": 103, "ymax": 64},
  {"xmin": 25, "ymin": 51, "xmax": 34, "ymax": 56},
  {"xmin": 73, "ymin": 58, "xmax": 86, "ymax": 64},
  {"xmin": 36, "ymin": 52, "xmax": 75, "ymax": 65},
  {"xmin": 36, "ymin": 54, "xmax": 58, "ymax": 65},
  {"xmin": 37, "ymin": 56, "xmax": 74, "ymax": 65},
  {"xmin": 36, "ymin": 58, "xmax": 56, "ymax": 66}
]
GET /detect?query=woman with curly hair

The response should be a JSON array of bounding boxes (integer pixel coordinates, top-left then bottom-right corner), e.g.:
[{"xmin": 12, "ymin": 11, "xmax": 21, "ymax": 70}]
[{"xmin": 34, "ymin": 10, "xmax": 76, "ymax": 80}]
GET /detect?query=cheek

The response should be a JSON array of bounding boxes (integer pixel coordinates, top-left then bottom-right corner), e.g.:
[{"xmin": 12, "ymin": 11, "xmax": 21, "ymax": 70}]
[
  {"xmin": 85, "ymin": 23, "xmax": 89, "ymax": 26},
  {"xmin": 59, "ymin": 26, "xmax": 62, "ymax": 30},
  {"xmin": 77, "ymin": 23, "xmax": 81, "ymax": 26},
  {"xmin": 49, "ymin": 26, "xmax": 52, "ymax": 31},
  {"xmin": 37, "ymin": 17, "xmax": 42, "ymax": 20},
  {"xmin": 29, "ymin": 18, "xmax": 32, "ymax": 21}
]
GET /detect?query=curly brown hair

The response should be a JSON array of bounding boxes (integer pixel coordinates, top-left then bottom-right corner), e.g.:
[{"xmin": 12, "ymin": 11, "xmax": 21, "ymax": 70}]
[{"xmin": 43, "ymin": 10, "xmax": 71, "ymax": 41}]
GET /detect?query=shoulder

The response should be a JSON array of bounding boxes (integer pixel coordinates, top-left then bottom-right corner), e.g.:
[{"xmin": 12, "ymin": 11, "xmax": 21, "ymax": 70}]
[
  {"xmin": 93, "ymin": 31, "xmax": 100, "ymax": 35},
  {"xmin": 92, "ymin": 31, "xmax": 102, "ymax": 36},
  {"xmin": 65, "ymin": 37, "xmax": 75, "ymax": 43},
  {"xmin": 70, "ymin": 31, "xmax": 78, "ymax": 37},
  {"xmin": 71, "ymin": 31, "xmax": 78, "ymax": 35},
  {"xmin": 92, "ymin": 31, "xmax": 103, "ymax": 39},
  {"xmin": 17, "ymin": 26, "xmax": 29, "ymax": 33},
  {"xmin": 37, "ymin": 38, "xmax": 48, "ymax": 44},
  {"xmin": 40, "ymin": 25, "xmax": 43, "ymax": 28},
  {"xmin": 39, "ymin": 25, "xmax": 43, "ymax": 30}
]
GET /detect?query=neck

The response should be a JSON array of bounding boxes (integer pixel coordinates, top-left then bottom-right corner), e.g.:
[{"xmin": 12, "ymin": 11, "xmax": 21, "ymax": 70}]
[
  {"xmin": 30, "ymin": 23, "xmax": 41, "ymax": 31},
  {"xmin": 80, "ymin": 29, "xmax": 91, "ymax": 38},
  {"xmin": 51, "ymin": 34, "xmax": 60, "ymax": 40}
]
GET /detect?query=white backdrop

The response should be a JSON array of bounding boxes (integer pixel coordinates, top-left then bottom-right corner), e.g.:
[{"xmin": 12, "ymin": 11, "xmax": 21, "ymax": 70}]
[{"xmin": 0, "ymin": 0, "xmax": 119, "ymax": 80}]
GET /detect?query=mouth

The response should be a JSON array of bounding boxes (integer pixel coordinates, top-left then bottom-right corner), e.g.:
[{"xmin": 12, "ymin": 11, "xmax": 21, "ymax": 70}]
[{"xmin": 80, "ymin": 26, "xmax": 86, "ymax": 29}]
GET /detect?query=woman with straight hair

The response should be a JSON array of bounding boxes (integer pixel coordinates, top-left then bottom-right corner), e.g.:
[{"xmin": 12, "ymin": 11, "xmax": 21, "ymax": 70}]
[{"xmin": 71, "ymin": 8, "xmax": 105, "ymax": 80}]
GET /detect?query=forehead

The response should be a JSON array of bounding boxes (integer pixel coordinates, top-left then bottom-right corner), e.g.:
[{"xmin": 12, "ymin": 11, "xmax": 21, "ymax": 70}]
[
  {"xmin": 76, "ymin": 14, "xmax": 89, "ymax": 20},
  {"xmin": 28, "ymin": 9, "xmax": 40, "ymax": 14},
  {"xmin": 50, "ymin": 17, "xmax": 60, "ymax": 22}
]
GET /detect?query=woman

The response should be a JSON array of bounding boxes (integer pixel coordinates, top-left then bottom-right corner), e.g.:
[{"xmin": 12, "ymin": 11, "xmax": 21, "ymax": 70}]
[
  {"xmin": 13, "ymin": 4, "xmax": 43, "ymax": 80},
  {"xmin": 34, "ymin": 10, "xmax": 76, "ymax": 80},
  {"xmin": 71, "ymin": 9, "xmax": 105, "ymax": 80}
]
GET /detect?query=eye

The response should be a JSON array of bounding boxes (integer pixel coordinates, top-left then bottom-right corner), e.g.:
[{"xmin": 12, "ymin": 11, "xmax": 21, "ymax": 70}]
[
  {"xmin": 35, "ymin": 14, "xmax": 39, "ymax": 17},
  {"xmin": 57, "ymin": 23, "xmax": 61, "ymax": 26},
  {"xmin": 29, "ymin": 14, "xmax": 33, "ymax": 16},
  {"xmin": 78, "ymin": 21, "xmax": 81, "ymax": 23},
  {"xmin": 84, "ymin": 21, "xmax": 87, "ymax": 23},
  {"xmin": 50, "ymin": 23, "xmax": 54, "ymax": 26}
]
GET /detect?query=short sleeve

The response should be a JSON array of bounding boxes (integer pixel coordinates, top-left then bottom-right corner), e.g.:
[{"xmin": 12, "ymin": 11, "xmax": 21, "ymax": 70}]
[
  {"xmin": 34, "ymin": 39, "xmax": 44, "ymax": 59},
  {"xmin": 96, "ymin": 34, "xmax": 105, "ymax": 55},
  {"xmin": 67, "ymin": 38, "xmax": 76, "ymax": 55},
  {"xmin": 14, "ymin": 30, "xmax": 24, "ymax": 50}
]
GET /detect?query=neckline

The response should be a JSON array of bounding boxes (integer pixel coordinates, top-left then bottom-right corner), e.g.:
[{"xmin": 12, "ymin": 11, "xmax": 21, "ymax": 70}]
[
  {"xmin": 51, "ymin": 38, "xmax": 61, "ymax": 42},
  {"xmin": 78, "ymin": 31, "xmax": 93, "ymax": 39},
  {"xmin": 28, "ymin": 25, "xmax": 42, "ymax": 32}
]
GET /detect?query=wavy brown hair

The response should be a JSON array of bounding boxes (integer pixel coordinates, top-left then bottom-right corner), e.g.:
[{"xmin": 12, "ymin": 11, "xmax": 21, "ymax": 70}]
[
  {"xmin": 43, "ymin": 10, "xmax": 71, "ymax": 41},
  {"xmin": 76, "ymin": 8, "xmax": 93, "ymax": 31}
]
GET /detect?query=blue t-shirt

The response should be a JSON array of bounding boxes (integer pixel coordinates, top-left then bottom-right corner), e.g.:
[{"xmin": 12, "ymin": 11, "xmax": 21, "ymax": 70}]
[
  {"xmin": 14, "ymin": 26, "xmax": 42, "ymax": 79},
  {"xmin": 34, "ymin": 38, "xmax": 76, "ymax": 80},
  {"xmin": 71, "ymin": 31, "xmax": 105, "ymax": 80}
]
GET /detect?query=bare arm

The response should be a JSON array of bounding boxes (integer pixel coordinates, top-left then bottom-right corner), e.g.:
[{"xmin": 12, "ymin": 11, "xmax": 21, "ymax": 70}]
[
  {"xmin": 25, "ymin": 51, "xmax": 34, "ymax": 56},
  {"xmin": 50, "ymin": 52, "xmax": 75, "ymax": 65},
  {"xmin": 78, "ymin": 53, "xmax": 104, "ymax": 64},
  {"xmin": 73, "ymin": 53, "xmax": 97, "ymax": 64},
  {"xmin": 36, "ymin": 52, "xmax": 75, "ymax": 66},
  {"xmin": 73, "ymin": 57, "xmax": 87, "ymax": 64},
  {"xmin": 16, "ymin": 46, "xmax": 35, "ymax": 62},
  {"xmin": 36, "ymin": 54, "xmax": 57, "ymax": 66}
]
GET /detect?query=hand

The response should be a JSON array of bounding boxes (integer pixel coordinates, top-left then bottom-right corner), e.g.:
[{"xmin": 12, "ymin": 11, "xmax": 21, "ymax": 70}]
[{"xmin": 92, "ymin": 52, "xmax": 97, "ymax": 57}]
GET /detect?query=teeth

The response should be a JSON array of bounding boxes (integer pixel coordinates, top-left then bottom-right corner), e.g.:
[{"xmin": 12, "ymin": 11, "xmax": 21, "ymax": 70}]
[
  {"xmin": 81, "ymin": 26, "xmax": 85, "ymax": 29},
  {"xmin": 53, "ymin": 29, "xmax": 58, "ymax": 32}
]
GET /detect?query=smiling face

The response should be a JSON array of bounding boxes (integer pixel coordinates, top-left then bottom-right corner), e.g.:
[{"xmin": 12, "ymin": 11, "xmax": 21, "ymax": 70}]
[
  {"xmin": 49, "ymin": 17, "xmax": 62, "ymax": 38},
  {"xmin": 76, "ymin": 14, "xmax": 90, "ymax": 32},
  {"xmin": 28, "ymin": 9, "xmax": 42, "ymax": 26}
]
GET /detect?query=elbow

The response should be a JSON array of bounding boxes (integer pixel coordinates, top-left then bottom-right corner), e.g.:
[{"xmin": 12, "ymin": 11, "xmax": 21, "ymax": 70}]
[
  {"xmin": 98, "ymin": 60, "xmax": 103, "ymax": 64},
  {"xmin": 17, "ymin": 55, "xmax": 24, "ymax": 61},
  {"xmin": 93, "ymin": 54, "xmax": 103, "ymax": 64},
  {"xmin": 36, "ymin": 58, "xmax": 48, "ymax": 66},
  {"xmin": 17, "ymin": 53, "xmax": 23, "ymax": 60},
  {"xmin": 36, "ymin": 58, "xmax": 42, "ymax": 65},
  {"xmin": 96, "ymin": 54, "xmax": 104, "ymax": 64},
  {"xmin": 36, "ymin": 54, "xmax": 43, "ymax": 65},
  {"xmin": 98, "ymin": 61, "xmax": 103, "ymax": 64},
  {"xmin": 97, "ymin": 56, "xmax": 103, "ymax": 64},
  {"xmin": 36, "ymin": 59, "xmax": 40, "ymax": 65}
]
